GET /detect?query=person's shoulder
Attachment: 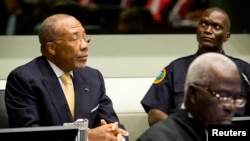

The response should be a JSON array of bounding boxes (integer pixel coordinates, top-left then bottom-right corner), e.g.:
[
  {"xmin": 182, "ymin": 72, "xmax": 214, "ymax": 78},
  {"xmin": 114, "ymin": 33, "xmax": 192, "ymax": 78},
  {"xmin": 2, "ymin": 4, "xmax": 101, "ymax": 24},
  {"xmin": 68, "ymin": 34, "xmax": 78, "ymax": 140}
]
[
  {"xmin": 6, "ymin": 57, "xmax": 43, "ymax": 81},
  {"xmin": 171, "ymin": 54, "xmax": 196, "ymax": 63},
  {"xmin": 75, "ymin": 66, "xmax": 103, "ymax": 76},
  {"xmin": 166, "ymin": 54, "xmax": 196, "ymax": 68},
  {"xmin": 138, "ymin": 117, "xmax": 176, "ymax": 140},
  {"xmin": 156, "ymin": 54, "xmax": 195, "ymax": 74},
  {"xmin": 158, "ymin": 54, "xmax": 196, "ymax": 69},
  {"xmin": 74, "ymin": 66, "xmax": 105, "ymax": 83},
  {"xmin": 226, "ymin": 55, "xmax": 250, "ymax": 67},
  {"xmin": 9, "ymin": 57, "xmax": 41, "ymax": 73},
  {"xmin": 78, "ymin": 66, "xmax": 100, "ymax": 72},
  {"xmin": 145, "ymin": 110, "xmax": 188, "ymax": 134}
]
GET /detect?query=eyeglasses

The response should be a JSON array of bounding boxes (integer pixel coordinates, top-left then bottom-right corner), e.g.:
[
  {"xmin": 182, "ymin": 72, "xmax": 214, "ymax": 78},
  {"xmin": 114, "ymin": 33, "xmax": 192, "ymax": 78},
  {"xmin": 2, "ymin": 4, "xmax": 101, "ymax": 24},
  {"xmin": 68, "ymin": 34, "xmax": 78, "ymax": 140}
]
[
  {"xmin": 83, "ymin": 35, "xmax": 91, "ymax": 43},
  {"xmin": 49, "ymin": 35, "xmax": 91, "ymax": 44},
  {"xmin": 193, "ymin": 83, "xmax": 246, "ymax": 108}
]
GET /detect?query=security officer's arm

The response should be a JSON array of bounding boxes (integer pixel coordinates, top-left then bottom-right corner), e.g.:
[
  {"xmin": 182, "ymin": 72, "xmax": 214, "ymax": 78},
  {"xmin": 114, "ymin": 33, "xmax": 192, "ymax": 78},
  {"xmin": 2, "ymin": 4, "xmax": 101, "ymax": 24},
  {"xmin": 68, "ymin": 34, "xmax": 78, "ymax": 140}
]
[{"xmin": 148, "ymin": 108, "xmax": 168, "ymax": 126}]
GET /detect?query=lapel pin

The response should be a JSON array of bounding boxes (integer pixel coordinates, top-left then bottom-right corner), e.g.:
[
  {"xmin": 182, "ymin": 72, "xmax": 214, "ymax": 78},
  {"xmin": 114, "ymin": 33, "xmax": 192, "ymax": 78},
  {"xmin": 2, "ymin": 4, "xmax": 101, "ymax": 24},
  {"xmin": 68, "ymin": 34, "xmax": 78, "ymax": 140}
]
[{"xmin": 84, "ymin": 88, "xmax": 89, "ymax": 92}]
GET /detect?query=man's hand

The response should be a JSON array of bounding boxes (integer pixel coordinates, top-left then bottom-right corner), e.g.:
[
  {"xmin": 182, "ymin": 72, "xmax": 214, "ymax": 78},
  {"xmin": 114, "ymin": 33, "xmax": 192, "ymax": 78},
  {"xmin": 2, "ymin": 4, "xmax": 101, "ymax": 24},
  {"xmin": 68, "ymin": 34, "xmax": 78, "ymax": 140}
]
[{"xmin": 87, "ymin": 119, "xmax": 129, "ymax": 141}]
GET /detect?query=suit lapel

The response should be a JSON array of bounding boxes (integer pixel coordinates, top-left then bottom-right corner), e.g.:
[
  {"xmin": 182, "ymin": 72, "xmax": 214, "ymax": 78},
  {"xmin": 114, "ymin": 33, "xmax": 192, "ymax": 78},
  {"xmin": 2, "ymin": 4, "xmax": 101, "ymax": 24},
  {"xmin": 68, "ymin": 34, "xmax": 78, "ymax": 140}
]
[
  {"xmin": 73, "ymin": 71, "xmax": 91, "ymax": 119},
  {"xmin": 40, "ymin": 57, "xmax": 74, "ymax": 122}
]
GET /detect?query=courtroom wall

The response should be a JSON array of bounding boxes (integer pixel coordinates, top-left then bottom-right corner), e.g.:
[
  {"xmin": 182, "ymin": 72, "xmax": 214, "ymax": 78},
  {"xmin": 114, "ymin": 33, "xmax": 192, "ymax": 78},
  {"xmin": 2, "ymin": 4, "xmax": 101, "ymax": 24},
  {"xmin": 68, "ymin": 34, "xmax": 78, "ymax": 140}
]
[
  {"xmin": 1, "ymin": 34, "xmax": 249, "ymax": 79},
  {"xmin": 1, "ymin": 34, "xmax": 249, "ymax": 112}
]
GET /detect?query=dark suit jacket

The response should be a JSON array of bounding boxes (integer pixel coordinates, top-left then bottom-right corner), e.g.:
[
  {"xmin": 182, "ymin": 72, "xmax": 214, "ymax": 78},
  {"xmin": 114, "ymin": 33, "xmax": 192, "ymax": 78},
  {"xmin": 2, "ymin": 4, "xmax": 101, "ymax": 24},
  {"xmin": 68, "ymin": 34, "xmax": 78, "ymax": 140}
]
[{"xmin": 5, "ymin": 56, "xmax": 125, "ymax": 130}]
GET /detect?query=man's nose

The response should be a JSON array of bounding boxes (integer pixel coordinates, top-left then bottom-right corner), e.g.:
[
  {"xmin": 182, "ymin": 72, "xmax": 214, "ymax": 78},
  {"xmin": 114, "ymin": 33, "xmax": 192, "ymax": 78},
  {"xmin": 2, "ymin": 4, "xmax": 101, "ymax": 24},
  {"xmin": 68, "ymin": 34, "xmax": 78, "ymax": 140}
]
[{"xmin": 204, "ymin": 25, "xmax": 212, "ymax": 33}]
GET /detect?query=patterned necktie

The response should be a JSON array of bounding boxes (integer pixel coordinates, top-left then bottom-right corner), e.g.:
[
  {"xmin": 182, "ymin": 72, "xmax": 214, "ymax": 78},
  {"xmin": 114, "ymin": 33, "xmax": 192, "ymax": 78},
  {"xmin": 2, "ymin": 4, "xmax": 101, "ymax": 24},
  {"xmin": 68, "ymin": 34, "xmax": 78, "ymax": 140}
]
[{"xmin": 60, "ymin": 73, "xmax": 75, "ymax": 118}]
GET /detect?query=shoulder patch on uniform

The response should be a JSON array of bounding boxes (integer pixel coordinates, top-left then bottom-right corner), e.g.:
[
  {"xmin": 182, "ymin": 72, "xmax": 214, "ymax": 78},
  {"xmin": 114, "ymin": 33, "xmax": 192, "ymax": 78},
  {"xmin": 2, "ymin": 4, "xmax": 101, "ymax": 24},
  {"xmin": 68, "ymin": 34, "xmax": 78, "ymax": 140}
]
[{"xmin": 153, "ymin": 68, "xmax": 167, "ymax": 84}]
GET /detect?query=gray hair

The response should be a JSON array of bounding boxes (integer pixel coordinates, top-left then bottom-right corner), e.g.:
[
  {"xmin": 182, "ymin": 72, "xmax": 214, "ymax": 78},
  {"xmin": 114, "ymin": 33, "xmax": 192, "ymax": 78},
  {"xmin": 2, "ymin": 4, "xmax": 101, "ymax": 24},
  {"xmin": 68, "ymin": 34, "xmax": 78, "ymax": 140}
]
[{"xmin": 183, "ymin": 52, "xmax": 238, "ymax": 101}]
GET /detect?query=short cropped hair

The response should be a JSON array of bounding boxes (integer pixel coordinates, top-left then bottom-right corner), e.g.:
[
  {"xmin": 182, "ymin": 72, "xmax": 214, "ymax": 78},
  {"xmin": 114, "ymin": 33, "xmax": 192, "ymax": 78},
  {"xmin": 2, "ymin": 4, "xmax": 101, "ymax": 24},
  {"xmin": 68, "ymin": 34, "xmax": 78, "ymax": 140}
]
[{"xmin": 38, "ymin": 14, "xmax": 75, "ymax": 49}]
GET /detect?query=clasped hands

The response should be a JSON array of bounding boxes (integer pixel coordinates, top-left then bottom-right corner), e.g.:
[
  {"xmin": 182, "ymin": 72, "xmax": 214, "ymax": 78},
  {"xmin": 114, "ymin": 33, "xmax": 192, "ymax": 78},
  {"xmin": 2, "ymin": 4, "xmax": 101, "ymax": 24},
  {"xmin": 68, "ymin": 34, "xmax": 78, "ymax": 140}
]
[{"xmin": 88, "ymin": 119, "xmax": 129, "ymax": 141}]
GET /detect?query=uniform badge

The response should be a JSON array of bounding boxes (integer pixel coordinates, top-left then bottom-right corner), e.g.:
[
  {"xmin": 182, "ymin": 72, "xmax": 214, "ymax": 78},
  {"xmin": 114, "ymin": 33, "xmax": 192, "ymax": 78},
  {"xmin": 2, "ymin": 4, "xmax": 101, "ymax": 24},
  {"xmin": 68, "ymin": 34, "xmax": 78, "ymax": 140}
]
[{"xmin": 153, "ymin": 68, "xmax": 167, "ymax": 84}]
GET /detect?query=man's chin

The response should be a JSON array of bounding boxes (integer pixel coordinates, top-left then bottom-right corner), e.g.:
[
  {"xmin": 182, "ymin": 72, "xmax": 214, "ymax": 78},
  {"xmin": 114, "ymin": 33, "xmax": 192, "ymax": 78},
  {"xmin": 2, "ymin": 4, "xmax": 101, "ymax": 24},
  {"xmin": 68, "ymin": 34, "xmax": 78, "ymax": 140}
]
[{"xmin": 76, "ymin": 63, "xmax": 87, "ymax": 69}]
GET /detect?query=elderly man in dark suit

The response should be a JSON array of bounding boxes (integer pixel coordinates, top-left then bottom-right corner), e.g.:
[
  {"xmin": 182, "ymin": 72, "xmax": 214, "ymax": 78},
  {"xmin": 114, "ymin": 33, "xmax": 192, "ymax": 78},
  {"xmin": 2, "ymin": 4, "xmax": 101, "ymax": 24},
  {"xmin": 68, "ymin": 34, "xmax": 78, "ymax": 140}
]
[{"xmin": 5, "ymin": 13, "xmax": 128, "ymax": 141}]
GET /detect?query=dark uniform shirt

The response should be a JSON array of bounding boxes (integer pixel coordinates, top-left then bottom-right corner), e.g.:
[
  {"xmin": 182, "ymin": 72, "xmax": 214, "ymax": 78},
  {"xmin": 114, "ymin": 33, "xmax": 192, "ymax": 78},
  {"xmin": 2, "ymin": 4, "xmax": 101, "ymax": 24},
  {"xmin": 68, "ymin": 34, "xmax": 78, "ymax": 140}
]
[{"xmin": 141, "ymin": 51, "xmax": 250, "ymax": 116}]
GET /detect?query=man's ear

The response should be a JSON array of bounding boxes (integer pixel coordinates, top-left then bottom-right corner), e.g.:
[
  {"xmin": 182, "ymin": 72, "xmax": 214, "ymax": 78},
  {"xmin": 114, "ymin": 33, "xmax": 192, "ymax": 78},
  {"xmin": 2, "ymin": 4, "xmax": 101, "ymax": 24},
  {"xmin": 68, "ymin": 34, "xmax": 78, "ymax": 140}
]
[
  {"xmin": 223, "ymin": 32, "xmax": 231, "ymax": 42},
  {"xmin": 46, "ymin": 42, "xmax": 56, "ymax": 55},
  {"xmin": 186, "ymin": 85, "xmax": 197, "ymax": 104}
]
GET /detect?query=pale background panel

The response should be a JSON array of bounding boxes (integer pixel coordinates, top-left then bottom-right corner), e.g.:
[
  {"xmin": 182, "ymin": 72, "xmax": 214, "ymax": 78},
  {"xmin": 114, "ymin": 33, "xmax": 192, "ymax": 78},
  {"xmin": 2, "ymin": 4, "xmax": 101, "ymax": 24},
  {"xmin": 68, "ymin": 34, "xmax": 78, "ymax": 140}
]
[
  {"xmin": 1, "ymin": 34, "xmax": 250, "ymax": 79},
  {"xmin": 0, "ymin": 34, "xmax": 250, "ymax": 113},
  {"xmin": 0, "ymin": 35, "xmax": 249, "ymax": 141}
]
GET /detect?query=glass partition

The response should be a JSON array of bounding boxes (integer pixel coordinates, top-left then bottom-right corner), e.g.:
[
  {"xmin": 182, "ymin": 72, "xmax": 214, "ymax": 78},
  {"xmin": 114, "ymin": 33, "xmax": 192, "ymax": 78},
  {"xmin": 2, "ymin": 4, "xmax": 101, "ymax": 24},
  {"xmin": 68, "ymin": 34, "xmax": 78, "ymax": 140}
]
[{"xmin": 0, "ymin": 0, "xmax": 249, "ymax": 35}]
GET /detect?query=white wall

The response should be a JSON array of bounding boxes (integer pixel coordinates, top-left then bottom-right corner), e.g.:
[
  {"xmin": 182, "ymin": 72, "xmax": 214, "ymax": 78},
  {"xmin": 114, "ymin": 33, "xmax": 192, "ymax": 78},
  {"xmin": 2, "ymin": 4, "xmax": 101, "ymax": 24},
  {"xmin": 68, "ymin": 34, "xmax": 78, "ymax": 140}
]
[
  {"xmin": 1, "ymin": 34, "xmax": 250, "ymax": 113},
  {"xmin": 0, "ymin": 78, "xmax": 153, "ymax": 113},
  {"xmin": 1, "ymin": 34, "xmax": 250, "ymax": 78}
]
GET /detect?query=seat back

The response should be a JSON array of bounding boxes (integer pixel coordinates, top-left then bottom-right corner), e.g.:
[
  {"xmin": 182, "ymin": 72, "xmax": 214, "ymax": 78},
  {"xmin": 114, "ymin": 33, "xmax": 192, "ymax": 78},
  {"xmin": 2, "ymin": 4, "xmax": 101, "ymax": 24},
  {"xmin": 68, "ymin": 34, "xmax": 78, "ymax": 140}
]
[{"xmin": 0, "ymin": 90, "xmax": 8, "ymax": 128}]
